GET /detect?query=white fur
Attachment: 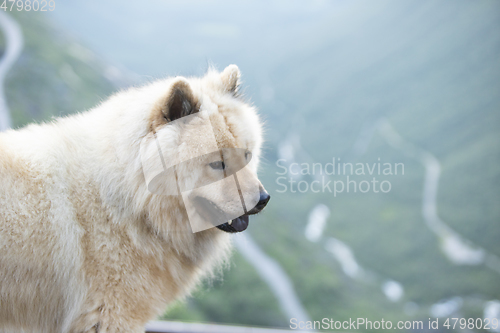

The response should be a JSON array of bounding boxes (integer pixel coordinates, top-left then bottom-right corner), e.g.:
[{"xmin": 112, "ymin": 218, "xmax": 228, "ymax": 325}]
[{"xmin": 0, "ymin": 66, "xmax": 264, "ymax": 332}]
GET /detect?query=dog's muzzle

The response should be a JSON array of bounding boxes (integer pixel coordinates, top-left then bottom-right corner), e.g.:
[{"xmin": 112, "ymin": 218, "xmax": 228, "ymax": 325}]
[{"xmin": 216, "ymin": 189, "xmax": 270, "ymax": 233}]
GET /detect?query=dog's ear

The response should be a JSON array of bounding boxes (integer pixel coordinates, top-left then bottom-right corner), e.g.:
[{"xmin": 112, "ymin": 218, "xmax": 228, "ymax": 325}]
[
  {"xmin": 221, "ymin": 64, "xmax": 241, "ymax": 96},
  {"xmin": 165, "ymin": 78, "xmax": 197, "ymax": 122}
]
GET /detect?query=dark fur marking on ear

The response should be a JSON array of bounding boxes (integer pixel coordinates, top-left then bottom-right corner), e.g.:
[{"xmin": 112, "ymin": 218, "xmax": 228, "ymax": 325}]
[
  {"xmin": 148, "ymin": 78, "xmax": 200, "ymax": 131},
  {"xmin": 165, "ymin": 79, "xmax": 199, "ymax": 122}
]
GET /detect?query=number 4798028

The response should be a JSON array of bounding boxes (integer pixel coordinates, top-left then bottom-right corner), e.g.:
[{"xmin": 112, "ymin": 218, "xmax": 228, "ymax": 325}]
[
  {"xmin": 443, "ymin": 317, "xmax": 498, "ymax": 330},
  {"xmin": 1, "ymin": 0, "xmax": 55, "ymax": 11}
]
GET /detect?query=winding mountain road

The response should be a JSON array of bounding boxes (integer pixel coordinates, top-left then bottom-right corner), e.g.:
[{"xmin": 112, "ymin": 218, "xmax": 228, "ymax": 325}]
[
  {"xmin": 0, "ymin": 11, "xmax": 23, "ymax": 131},
  {"xmin": 376, "ymin": 118, "xmax": 500, "ymax": 274},
  {"xmin": 235, "ymin": 233, "xmax": 311, "ymax": 323}
]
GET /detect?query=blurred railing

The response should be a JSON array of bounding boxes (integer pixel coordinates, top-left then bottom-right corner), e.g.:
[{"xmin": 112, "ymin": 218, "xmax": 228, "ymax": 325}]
[{"xmin": 145, "ymin": 321, "xmax": 309, "ymax": 333}]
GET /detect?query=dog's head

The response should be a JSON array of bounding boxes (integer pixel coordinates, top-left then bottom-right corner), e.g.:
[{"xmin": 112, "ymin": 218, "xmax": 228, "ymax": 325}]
[{"xmin": 141, "ymin": 65, "xmax": 269, "ymax": 234}]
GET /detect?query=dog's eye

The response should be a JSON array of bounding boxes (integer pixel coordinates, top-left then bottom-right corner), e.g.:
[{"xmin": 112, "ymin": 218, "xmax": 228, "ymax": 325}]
[{"xmin": 209, "ymin": 161, "xmax": 225, "ymax": 170}]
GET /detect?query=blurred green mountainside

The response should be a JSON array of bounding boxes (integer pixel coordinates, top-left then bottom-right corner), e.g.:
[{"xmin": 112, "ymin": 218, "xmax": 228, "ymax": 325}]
[
  {"xmin": 253, "ymin": 1, "xmax": 500, "ymax": 331},
  {"xmin": 2, "ymin": 11, "xmax": 120, "ymax": 127},
  {"xmin": 2, "ymin": 3, "xmax": 500, "ymax": 332},
  {"xmin": 250, "ymin": 1, "xmax": 500, "ymax": 330}
]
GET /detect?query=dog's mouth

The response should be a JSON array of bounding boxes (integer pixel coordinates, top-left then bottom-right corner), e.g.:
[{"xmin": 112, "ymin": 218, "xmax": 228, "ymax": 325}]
[
  {"xmin": 216, "ymin": 215, "xmax": 249, "ymax": 233},
  {"xmin": 192, "ymin": 196, "xmax": 250, "ymax": 233}
]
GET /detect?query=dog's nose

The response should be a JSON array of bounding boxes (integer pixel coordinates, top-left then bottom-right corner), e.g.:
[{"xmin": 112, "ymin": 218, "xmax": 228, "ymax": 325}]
[
  {"xmin": 248, "ymin": 189, "xmax": 270, "ymax": 215},
  {"xmin": 258, "ymin": 190, "xmax": 270, "ymax": 208}
]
